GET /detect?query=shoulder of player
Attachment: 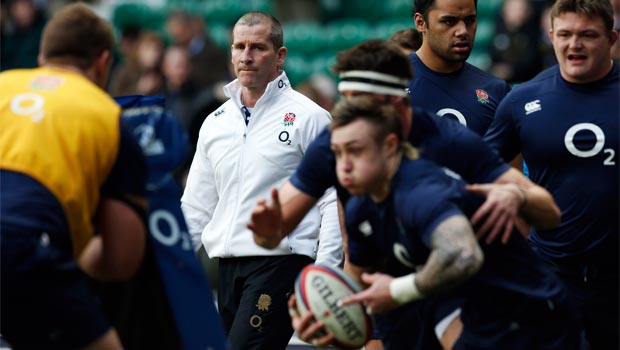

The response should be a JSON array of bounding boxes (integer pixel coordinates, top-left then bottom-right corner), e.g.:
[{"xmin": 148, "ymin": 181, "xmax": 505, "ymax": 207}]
[
  {"xmin": 463, "ymin": 62, "xmax": 510, "ymax": 90},
  {"xmin": 395, "ymin": 158, "xmax": 452, "ymax": 192},
  {"xmin": 500, "ymin": 68, "xmax": 556, "ymax": 105},
  {"xmin": 342, "ymin": 195, "xmax": 374, "ymax": 229},
  {"xmin": 513, "ymin": 66, "xmax": 557, "ymax": 91},
  {"xmin": 392, "ymin": 167, "xmax": 460, "ymax": 223},
  {"xmin": 0, "ymin": 68, "xmax": 31, "ymax": 83}
]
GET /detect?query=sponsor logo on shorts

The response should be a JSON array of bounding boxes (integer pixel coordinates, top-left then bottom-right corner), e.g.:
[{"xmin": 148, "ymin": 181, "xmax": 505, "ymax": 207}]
[{"xmin": 249, "ymin": 315, "xmax": 263, "ymax": 330}]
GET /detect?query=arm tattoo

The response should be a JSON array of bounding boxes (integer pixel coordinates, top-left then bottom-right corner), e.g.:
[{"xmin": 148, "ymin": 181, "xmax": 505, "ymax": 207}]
[{"xmin": 415, "ymin": 215, "xmax": 484, "ymax": 296}]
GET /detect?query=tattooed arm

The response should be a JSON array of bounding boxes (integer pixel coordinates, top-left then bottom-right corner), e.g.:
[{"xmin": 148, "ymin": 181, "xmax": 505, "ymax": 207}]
[
  {"xmin": 341, "ymin": 214, "xmax": 484, "ymax": 314},
  {"xmin": 415, "ymin": 214, "xmax": 484, "ymax": 295}
]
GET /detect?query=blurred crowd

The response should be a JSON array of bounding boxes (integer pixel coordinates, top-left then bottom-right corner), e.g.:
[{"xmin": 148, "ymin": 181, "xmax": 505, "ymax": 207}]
[{"xmin": 3, "ymin": 0, "xmax": 618, "ymax": 147}]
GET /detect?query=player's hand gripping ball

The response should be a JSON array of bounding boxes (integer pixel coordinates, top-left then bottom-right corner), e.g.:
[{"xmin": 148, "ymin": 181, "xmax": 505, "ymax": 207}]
[{"xmin": 295, "ymin": 264, "xmax": 374, "ymax": 349}]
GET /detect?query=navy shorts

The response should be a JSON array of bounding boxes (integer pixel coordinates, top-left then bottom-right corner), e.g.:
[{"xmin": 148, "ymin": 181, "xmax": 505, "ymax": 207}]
[
  {"xmin": 1, "ymin": 232, "xmax": 110, "ymax": 349},
  {"xmin": 376, "ymin": 294, "xmax": 462, "ymax": 350},
  {"xmin": 544, "ymin": 256, "xmax": 619, "ymax": 350},
  {"xmin": 217, "ymin": 255, "xmax": 313, "ymax": 350},
  {"xmin": 455, "ymin": 287, "xmax": 581, "ymax": 350}
]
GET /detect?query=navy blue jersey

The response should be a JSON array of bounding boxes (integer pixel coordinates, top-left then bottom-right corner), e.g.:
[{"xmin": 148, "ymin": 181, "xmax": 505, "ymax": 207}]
[
  {"xmin": 345, "ymin": 157, "xmax": 563, "ymax": 300},
  {"xmin": 290, "ymin": 109, "xmax": 509, "ymax": 202},
  {"xmin": 408, "ymin": 53, "xmax": 511, "ymax": 136},
  {"xmin": 484, "ymin": 63, "xmax": 619, "ymax": 261}
]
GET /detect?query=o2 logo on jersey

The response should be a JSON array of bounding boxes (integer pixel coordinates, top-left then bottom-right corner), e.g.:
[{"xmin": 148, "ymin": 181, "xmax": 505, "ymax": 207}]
[
  {"xmin": 393, "ymin": 243, "xmax": 415, "ymax": 269},
  {"xmin": 564, "ymin": 123, "xmax": 616, "ymax": 166},
  {"xmin": 10, "ymin": 92, "xmax": 45, "ymax": 122},
  {"xmin": 437, "ymin": 108, "xmax": 467, "ymax": 127}
]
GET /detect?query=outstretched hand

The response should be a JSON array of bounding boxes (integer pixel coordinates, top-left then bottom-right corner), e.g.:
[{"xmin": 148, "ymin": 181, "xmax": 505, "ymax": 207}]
[
  {"xmin": 247, "ymin": 188, "xmax": 284, "ymax": 249},
  {"xmin": 339, "ymin": 272, "xmax": 399, "ymax": 315},
  {"xmin": 288, "ymin": 294, "xmax": 335, "ymax": 347},
  {"xmin": 466, "ymin": 183, "xmax": 524, "ymax": 244}
]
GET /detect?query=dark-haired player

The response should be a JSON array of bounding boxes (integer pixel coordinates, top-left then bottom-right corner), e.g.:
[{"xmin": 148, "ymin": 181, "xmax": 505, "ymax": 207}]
[
  {"xmin": 484, "ymin": 1, "xmax": 619, "ymax": 348},
  {"xmin": 332, "ymin": 95, "xmax": 580, "ymax": 350},
  {"xmin": 408, "ymin": 0, "xmax": 511, "ymax": 136},
  {"xmin": 0, "ymin": 3, "xmax": 147, "ymax": 349}
]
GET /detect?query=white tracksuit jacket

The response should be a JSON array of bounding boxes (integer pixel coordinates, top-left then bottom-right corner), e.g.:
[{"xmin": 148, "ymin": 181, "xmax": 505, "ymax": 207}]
[{"xmin": 181, "ymin": 72, "xmax": 342, "ymax": 266}]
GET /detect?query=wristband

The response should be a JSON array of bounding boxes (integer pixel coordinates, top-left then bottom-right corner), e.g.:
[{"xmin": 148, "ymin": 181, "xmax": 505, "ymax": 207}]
[{"xmin": 389, "ymin": 273, "xmax": 425, "ymax": 305}]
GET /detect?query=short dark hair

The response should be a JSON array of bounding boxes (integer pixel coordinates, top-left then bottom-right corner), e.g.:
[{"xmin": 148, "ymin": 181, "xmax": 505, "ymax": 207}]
[
  {"xmin": 330, "ymin": 95, "xmax": 406, "ymax": 144},
  {"xmin": 412, "ymin": 0, "xmax": 478, "ymax": 20},
  {"xmin": 550, "ymin": 0, "xmax": 614, "ymax": 32},
  {"xmin": 332, "ymin": 39, "xmax": 413, "ymax": 80},
  {"xmin": 234, "ymin": 11, "xmax": 284, "ymax": 50},
  {"xmin": 389, "ymin": 28, "xmax": 423, "ymax": 52},
  {"xmin": 40, "ymin": 3, "xmax": 115, "ymax": 70}
]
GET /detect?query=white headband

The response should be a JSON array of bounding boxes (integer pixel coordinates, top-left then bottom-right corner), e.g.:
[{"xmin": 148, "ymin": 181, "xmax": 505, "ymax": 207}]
[
  {"xmin": 337, "ymin": 81, "xmax": 409, "ymax": 97},
  {"xmin": 338, "ymin": 70, "xmax": 409, "ymax": 97}
]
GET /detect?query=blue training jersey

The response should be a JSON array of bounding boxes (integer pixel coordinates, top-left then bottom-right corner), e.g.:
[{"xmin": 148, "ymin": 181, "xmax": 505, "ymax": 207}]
[
  {"xmin": 408, "ymin": 53, "xmax": 511, "ymax": 136},
  {"xmin": 290, "ymin": 108, "xmax": 509, "ymax": 202},
  {"xmin": 345, "ymin": 157, "xmax": 563, "ymax": 300},
  {"xmin": 484, "ymin": 63, "xmax": 619, "ymax": 261}
]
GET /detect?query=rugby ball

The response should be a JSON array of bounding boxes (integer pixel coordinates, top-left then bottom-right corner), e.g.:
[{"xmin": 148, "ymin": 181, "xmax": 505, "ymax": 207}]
[{"xmin": 295, "ymin": 264, "xmax": 373, "ymax": 349}]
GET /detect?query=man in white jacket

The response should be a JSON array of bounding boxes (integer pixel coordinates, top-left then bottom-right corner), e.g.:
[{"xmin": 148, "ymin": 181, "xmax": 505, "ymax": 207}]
[{"xmin": 180, "ymin": 11, "xmax": 342, "ymax": 350}]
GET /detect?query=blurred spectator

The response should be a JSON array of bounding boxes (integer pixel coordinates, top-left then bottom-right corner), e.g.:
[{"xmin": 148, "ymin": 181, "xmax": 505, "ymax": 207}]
[
  {"xmin": 389, "ymin": 28, "xmax": 423, "ymax": 55},
  {"xmin": 295, "ymin": 73, "xmax": 337, "ymax": 111},
  {"xmin": 489, "ymin": 0, "xmax": 543, "ymax": 83},
  {"xmin": 274, "ymin": 0, "xmax": 319, "ymax": 21},
  {"xmin": 161, "ymin": 45, "xmax": 222, "ymax": 147},
  {"xmin": 539, "ymin": 3, "xmax": 558, "ymax": 69},
  {"xmin": 0, "ymin": 0, "xmax": 47, "ymax": 71},
  {"xmin": 165, "ymin": 10, "xmax": 230, "ymax": 92},
  {"xmin": 161, "ymin": 46, "xmax": 195, "ymax": 128},
  {"xmin": 112, "ymin": 26, "xmax": 142, "ymax": 74},
  {"xmin": 109, "ymin": 31, "xmax": 165, "ymax": 96},
  {"xmin": 295, "ymin": 82, "xmax": 321, "ymax": 101}
]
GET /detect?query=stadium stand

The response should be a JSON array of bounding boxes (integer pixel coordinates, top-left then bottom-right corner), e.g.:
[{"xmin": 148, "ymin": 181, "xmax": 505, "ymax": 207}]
[{"xmin": 110, "ymin": 0, "xmax": 502, "ymax": 86}]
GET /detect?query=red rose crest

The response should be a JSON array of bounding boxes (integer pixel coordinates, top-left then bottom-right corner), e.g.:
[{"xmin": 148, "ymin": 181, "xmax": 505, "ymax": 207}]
[
  {"xmin": 475, "ymin": 89, "xmax": 489, "ymax": 104},
  {"xmin": 283, "ymin": 112, "xmax": 296, "ymax": 126}
]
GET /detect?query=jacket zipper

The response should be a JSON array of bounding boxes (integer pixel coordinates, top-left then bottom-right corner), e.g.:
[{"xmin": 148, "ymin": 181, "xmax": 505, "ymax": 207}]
[{"xmin": 224, "ymin": 107, "xmax": 250, "ymax": 256}]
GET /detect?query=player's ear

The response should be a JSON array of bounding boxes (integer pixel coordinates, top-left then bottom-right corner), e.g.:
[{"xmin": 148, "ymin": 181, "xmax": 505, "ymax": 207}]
[
  {"xmin": 548, "ymin": 29, "xmax": 554, "ymax": 45},
  {"xmin": 276, "ymin": 46, "xmax": 287, "ymax": 70},
  {"xmin": 384, "ymin": 133, "xmax": 400, "ymax": 156},
  {"xmin": 414, "ymin": 13, "xmax": 427, "ymax": 33},
  {"xmin": 609, "ymin": 29, "xmax": 619, "ymax": 47},
  {"xmin": 95, "ymin": 50, "xmax": 111, "ymax": 73},
  {"xmin": 93, "ymin": 50, "xmax": 112, "ymax": 87}
]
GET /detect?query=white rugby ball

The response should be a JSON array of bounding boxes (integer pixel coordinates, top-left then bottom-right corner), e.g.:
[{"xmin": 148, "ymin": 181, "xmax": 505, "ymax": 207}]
[{"xmin": 295, "ymin": 264, "xmax": 373, "ymax": 349}]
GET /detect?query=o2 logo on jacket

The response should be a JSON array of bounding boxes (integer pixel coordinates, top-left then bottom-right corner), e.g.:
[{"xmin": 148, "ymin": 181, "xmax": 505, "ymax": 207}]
[
  {"xmin": 278, "ymin": 131, "xmax": 291, "ymax": 145},
  {"xmin": 564, "ymin": 123, "xmax": 616, "ymax": 166}
]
